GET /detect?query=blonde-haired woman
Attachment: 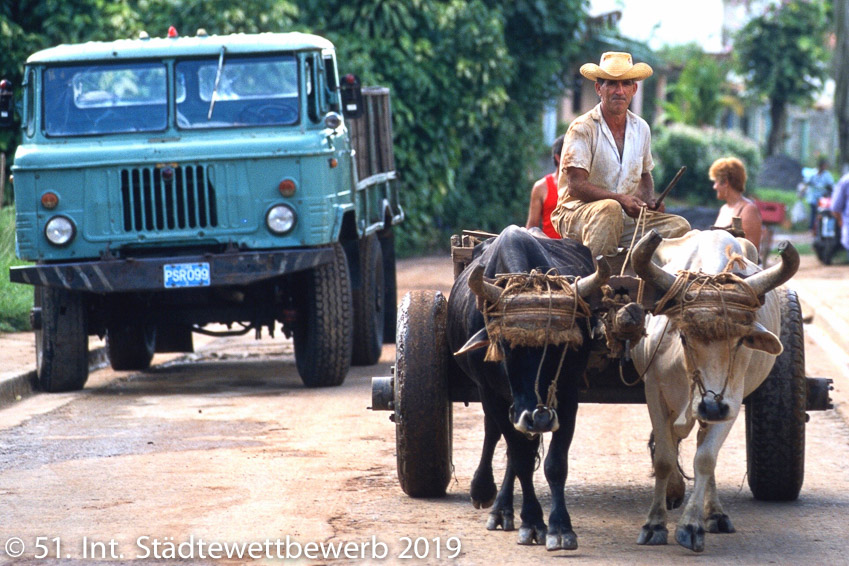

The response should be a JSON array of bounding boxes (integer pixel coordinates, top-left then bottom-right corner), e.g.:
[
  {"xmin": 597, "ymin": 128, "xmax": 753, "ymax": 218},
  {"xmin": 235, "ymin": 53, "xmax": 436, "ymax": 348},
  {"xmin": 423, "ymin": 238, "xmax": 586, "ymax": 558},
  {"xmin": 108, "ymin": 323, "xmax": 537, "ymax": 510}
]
[{"xmin": 710, "ymin": 157, "xmax": 762, "ymax": 252}]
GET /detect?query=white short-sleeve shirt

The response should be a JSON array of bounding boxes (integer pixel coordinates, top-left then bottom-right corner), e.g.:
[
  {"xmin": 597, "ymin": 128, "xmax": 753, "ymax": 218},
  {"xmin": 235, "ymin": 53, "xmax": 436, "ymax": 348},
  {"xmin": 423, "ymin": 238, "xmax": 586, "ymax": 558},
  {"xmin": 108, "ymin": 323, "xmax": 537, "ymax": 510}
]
[{"xmin": 553, "ymin": 103, "xmax": 654, "ymax": 211}]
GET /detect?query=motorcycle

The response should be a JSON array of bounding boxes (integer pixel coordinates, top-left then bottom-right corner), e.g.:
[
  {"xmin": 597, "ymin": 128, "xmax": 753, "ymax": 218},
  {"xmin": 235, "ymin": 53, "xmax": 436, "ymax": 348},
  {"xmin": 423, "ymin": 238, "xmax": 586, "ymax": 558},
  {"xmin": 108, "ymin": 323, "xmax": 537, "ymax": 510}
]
[{"xmin": 813, "ymin": 194, "xmax": 843, "ymax": 265}]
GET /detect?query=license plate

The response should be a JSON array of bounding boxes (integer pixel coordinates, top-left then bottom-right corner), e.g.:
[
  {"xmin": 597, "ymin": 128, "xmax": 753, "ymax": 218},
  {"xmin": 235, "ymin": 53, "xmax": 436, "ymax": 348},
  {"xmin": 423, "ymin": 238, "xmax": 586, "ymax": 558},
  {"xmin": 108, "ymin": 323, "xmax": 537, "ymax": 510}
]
[
  {"xmin": 163, "ymin": 262, "xmax": 211, "ymax": 288},
  {"xmin": 822, "ymin": 216, "xmax": 836, "ymax": 238}
]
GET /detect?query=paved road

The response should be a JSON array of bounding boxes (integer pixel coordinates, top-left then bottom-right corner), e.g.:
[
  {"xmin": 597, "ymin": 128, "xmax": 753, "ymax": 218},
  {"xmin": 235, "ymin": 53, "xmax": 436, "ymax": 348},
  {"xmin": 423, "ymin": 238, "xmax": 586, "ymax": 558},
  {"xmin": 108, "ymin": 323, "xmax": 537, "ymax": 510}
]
[{"xmin": 0, "ymin": 254, "xmax": 847, "ymax": 565}]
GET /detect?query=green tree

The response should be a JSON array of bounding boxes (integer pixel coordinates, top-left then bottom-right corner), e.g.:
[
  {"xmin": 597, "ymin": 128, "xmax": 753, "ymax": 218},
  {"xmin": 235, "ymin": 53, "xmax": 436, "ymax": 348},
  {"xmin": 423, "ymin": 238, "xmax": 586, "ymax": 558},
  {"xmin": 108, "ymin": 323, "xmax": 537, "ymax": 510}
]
[
  {"xmin": 131, "ymin": 0, "xmax": 297, "ymax": 37},
  {"xmin": 663, "ymin": 51, "xmax": 728, "ymax": 127},
  {"xmin": 735, "ymin": 0, "xmax": 831, "ymax": 156},
  {"xmin": 296, "ymin": 0, "xmax": 588, "ymax": 251}
]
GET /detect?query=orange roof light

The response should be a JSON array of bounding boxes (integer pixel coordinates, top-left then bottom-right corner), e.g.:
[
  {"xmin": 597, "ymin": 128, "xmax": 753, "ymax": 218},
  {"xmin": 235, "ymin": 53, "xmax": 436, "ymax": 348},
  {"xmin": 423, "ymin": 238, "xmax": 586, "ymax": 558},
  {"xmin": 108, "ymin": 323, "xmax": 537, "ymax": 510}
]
[{"xmin": 167, "ymin": 26, "xmax": 179, "ymax": 38}]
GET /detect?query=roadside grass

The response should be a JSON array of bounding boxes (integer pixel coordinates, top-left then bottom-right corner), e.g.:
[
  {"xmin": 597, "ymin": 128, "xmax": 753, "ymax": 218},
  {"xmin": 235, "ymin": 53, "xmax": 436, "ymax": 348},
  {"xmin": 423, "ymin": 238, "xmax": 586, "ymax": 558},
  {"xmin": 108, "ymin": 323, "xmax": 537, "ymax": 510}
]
[{"xmin": 0, "ymin": 207, "xmax": 32, "ymax": 332}]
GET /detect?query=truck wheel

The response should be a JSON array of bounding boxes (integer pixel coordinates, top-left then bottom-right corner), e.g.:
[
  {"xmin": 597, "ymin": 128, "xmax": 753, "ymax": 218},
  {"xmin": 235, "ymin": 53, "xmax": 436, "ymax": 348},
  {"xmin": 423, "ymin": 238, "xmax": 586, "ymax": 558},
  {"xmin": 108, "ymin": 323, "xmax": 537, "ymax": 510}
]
[
  {"xmin": 35, "ymin": 286, "xmax": 89, "ymax": 392},
  {"xmin": 745, "ymin": 287, "xmax": 806, "ymax": 501},
  {"xmin": 351, "ymin": 234, "xmax": 385, "ymax": 366},
  {"xmin": 106, "ymin": 324, "xmax": 156, "ymax": 370},
  {"xmin": 293, "ymin": 242, "xmax": 353, "ymax": 387},
  {"xmin": 395, "ymin": 290, "xmax": 452, "ymax": 497},
  {"xmin": 380, "ymin": 228, "xmax": 398, "ymax": 344}
]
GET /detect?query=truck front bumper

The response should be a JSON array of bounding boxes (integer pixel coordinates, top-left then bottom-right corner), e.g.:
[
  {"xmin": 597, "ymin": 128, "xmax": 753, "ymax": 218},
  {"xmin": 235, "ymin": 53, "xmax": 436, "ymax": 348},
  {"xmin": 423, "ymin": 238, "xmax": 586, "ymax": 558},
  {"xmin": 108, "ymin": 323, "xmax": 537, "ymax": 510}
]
[{"xmin": 9, "ymin": 247, "xmax": 335, "ymax": 293}]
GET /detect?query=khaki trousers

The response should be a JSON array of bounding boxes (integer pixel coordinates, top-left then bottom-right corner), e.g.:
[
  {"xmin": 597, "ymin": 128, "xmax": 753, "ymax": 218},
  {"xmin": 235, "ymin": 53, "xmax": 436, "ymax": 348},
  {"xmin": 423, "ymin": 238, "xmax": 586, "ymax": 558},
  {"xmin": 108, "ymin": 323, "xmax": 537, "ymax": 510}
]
[{"xmin": 553, "ymin": 199, "xmax": 691, "ymax": 257}]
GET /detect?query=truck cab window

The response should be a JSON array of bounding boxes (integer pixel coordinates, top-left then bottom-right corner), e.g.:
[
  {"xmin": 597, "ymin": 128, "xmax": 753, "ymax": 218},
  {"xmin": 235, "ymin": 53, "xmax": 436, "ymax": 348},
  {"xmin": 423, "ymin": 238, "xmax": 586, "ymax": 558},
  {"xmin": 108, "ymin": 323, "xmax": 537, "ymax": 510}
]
[{"xmin": 306, "ymin": 57, "xmax": 319, "ymax": 123}]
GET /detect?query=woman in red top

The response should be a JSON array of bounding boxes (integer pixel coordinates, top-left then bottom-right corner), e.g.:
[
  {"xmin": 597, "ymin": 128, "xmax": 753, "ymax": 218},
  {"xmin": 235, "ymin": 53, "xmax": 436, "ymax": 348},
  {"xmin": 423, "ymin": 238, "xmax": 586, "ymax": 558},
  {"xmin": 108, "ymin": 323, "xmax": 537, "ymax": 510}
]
[{"xmin": 525, "ymin": 135, "xmax": 564, "ymax": 238}]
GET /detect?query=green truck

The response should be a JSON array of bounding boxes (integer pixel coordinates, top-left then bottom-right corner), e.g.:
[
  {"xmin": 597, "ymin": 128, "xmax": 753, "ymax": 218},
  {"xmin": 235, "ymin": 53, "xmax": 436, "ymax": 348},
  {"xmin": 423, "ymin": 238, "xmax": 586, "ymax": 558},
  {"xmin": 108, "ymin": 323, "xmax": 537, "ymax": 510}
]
[{"xmin": 0, "ymin": 30, "xmax": 402, "ymax": 391}]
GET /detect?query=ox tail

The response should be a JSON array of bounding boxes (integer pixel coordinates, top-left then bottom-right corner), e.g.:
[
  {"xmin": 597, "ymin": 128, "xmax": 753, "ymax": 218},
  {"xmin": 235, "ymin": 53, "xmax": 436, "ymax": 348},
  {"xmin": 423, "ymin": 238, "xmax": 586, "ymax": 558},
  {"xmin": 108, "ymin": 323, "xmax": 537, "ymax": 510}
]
[{"xmin": 647, "ymin": 432, "xmax": 691, "ymax": 480}]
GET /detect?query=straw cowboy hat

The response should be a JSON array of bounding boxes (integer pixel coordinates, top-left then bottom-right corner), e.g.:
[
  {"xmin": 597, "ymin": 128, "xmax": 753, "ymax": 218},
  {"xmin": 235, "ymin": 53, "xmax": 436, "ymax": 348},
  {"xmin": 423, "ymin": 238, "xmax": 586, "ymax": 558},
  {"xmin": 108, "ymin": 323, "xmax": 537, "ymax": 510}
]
[{"xmin": 580, "ymin": 52, "xmax": 653, "ymax": 82}]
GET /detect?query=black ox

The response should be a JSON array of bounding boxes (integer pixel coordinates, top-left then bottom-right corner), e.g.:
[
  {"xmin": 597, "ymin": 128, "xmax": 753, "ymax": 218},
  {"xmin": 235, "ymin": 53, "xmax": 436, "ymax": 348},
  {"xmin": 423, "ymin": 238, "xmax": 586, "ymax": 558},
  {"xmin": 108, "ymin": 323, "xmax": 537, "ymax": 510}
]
[{"xmin": 446, "ymin": 225, "xmax": 608, "ymax": 551}]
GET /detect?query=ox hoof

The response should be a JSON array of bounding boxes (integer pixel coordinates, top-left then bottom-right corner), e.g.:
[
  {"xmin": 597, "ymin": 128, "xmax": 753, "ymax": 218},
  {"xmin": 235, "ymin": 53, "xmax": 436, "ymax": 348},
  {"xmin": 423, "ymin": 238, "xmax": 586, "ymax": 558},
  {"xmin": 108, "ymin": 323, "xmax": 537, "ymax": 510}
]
[
  {"xmin": 486, "ymin": 510, "xmax": 515, "ymax": 531},
  {"xmin": 469, "ymin": 482, "xmax": 496, "ymax": 509},
  {"xmin": 517, "ymin": 524, "xmax": 546, "ymax": 545},
  {"xmin": 675, "ymin": 524, "xmax": 705, "ymax": 553},
  {"xmin": 637, "ymin": 524, "xmax": 668, "ymax": 545},
  {"xmin": 546, "ymin": 530, "xmax": 578, "ymax": 551},
  {"xmin": 706, "ymin": 513, "xmax": 735, "ymax": 534}
]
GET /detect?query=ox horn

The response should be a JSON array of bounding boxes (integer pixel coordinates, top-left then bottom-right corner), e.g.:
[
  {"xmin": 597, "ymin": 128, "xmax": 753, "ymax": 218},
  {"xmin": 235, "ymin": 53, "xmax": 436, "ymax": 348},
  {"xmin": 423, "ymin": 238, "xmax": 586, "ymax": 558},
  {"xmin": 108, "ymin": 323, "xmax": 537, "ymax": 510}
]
[
  {"xmin": 744, "ymin": 240, "xmax": 800, "ymax": 297},
  {"xmin": 468, "ymin": 263, "xmax": 502, "ymax": 304},
  {"xmin": 631, "ymin": 230, "xmax": 676, "ymax": 294},
  {"xmin": 576, "ymin": 255, "xmax": 611, "ymax": 298}
]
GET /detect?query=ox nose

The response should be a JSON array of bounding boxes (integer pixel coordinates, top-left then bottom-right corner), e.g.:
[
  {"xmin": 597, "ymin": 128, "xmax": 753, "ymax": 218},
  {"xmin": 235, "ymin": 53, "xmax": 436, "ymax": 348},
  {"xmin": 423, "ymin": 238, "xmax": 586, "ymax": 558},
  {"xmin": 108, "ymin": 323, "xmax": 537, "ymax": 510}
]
[
  {"xmin": 513, "ymin": 406, "xmax": 560, "ymax": 434},
  {"xmin": 697, "ymin": 395, "xmax": 730, "ymax": 422}
]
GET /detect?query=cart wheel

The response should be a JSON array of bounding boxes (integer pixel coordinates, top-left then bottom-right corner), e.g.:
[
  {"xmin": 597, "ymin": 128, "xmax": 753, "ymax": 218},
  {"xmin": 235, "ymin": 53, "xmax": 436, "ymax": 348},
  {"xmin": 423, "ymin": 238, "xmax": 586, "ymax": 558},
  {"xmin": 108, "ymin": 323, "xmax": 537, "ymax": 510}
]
[
  {"xmin": 395, "ymin": 290, "xmax": 452, "ymax": 497},
  {"xmin": 745, "ymin": 287, "xmax": 806, "ymax": 501}
]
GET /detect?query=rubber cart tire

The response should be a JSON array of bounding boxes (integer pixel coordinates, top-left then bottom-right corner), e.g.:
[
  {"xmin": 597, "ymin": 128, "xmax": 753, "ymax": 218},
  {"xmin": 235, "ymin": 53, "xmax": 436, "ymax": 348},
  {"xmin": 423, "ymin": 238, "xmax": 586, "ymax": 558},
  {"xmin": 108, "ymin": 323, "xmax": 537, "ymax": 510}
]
[
  {"xmin": 35, "ymin": 286, "xmax": 89, "ymax": 392},
  {"xmin": 745, "ymin": 286, "xmax": 806, "ymax": 501},
  {"xmin": 293, "ymin": 242, "xmax": 353, "ymax": 387},
  {"xmin": 395, "ymin": 290, "xmax": 452, "ymax": 497}
]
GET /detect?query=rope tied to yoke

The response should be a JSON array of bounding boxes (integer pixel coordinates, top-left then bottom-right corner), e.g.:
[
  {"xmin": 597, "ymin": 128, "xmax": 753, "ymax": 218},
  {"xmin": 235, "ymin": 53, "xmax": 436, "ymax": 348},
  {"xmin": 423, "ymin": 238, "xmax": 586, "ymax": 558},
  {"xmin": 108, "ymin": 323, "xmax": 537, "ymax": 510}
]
[{"xmin": 479, "ymin": 269, "xmax": 592, "ymax": 409}]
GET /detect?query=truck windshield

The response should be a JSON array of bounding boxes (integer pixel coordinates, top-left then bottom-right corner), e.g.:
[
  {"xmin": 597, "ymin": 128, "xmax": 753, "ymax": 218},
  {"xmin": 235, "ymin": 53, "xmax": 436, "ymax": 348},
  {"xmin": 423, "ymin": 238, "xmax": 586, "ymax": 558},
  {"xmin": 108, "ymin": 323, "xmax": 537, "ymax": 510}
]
[
  {"xmin": 43, "ymin": 62, "xmax": 168, "ymax": 136},
  {"xmin": 176, "ymin": 55, "xmax": 299, "ymax": 129}
]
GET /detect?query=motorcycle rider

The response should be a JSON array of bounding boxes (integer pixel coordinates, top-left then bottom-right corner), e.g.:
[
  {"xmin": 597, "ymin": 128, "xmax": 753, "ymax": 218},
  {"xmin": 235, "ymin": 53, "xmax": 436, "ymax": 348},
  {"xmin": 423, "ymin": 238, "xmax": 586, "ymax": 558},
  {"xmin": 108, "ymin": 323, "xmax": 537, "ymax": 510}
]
[{"xmin": 805, "ymin": 158, "xmax": 834, "ymax": 233}]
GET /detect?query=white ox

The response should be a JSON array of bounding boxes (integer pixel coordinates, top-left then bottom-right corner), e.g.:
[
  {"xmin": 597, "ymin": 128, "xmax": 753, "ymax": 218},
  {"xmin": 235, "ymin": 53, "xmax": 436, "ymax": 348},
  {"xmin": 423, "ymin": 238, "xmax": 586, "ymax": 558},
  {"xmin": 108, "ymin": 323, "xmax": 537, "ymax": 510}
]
[{"xmin": 629, "ymin": 229, "xmax": 799, "ymax": 553}]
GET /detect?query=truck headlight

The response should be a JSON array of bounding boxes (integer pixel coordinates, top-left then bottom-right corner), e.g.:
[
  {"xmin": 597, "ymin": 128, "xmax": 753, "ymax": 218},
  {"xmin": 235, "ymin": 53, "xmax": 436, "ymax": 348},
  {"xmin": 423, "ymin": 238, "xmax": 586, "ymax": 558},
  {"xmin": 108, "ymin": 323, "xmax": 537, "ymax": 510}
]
[
  {"xmin": 266, "ymin": 204, "xmax": 296, "ymax": 235},
  {"xmin": 44, "ymin": 215, "xmax": 75, "ymax": 246}
]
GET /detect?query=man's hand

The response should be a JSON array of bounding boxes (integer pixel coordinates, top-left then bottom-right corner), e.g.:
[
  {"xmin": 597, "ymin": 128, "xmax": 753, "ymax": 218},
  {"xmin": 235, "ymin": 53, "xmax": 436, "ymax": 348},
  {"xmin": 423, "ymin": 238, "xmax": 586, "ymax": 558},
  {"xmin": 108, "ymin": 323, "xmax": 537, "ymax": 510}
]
[
  {"xmin": 646, "ymin": 198, "xmax": 666, "ymax": 213},
  {"xmin": 618, "ymin": 194, "xmax": 648, "ymax": 218}
]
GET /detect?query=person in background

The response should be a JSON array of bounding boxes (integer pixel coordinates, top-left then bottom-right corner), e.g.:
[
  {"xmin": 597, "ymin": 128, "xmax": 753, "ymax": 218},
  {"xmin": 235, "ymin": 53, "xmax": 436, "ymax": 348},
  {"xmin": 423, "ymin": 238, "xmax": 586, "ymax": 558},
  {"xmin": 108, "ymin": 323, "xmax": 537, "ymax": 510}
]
[
  {"xmin": 550, "ymin": 51, "xmax": 690, "ymax": 258},
  {"xmin": 830, "ymin": 169, "xmax": 849, "ymax": 261},
  {"xmin": 805, "ymin": 158, "xmax": 834, "ymax": 232},
  {"xmin": 710, "ymin": 157, "xmax": 762, "ymax": 250},
  {"xmin": 525, "ymin": 135, "xmax": 564, "ymax": 238}
]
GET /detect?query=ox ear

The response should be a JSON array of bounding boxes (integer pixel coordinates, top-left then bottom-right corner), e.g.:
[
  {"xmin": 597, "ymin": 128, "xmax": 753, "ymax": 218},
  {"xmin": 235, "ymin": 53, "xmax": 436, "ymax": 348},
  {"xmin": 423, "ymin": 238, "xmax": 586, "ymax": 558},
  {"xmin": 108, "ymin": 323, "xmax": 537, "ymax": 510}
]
[
  {"xmin": 454, "ymin": 327, "xmax": 490, "ymax": 357},
  {"xmin": 742, "ymin": 322, "xmax": 783, "ymax": 355}
]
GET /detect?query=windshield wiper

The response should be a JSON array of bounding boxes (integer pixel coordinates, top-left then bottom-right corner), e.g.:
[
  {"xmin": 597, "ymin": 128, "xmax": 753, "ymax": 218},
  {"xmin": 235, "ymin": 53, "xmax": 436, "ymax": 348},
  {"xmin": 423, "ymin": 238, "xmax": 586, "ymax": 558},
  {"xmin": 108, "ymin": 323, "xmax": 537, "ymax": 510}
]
[{"xmin": 207, "ymin": 46, "xmax": 225, "ymax": 120}]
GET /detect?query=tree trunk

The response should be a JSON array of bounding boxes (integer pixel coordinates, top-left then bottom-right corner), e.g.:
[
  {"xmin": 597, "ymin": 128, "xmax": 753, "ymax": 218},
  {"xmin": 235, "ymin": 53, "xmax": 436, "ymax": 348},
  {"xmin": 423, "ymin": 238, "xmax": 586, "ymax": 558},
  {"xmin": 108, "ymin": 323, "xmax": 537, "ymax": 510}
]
[
  {"xmin": 836, "ymin": 0, "xmax": 849, "ymax": 172},
  {"xmin": 767, "ymin": 100, "xmax": 788, "ymax": 157}
]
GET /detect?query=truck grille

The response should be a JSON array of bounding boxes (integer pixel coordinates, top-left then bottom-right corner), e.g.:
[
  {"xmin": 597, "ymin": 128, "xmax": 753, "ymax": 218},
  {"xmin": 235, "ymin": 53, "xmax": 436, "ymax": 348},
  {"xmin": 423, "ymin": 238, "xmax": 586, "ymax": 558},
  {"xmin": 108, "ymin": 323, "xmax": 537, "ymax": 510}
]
[{"xmin": 120, "ymin": 166, "xmax": 218, "ymax": 232}]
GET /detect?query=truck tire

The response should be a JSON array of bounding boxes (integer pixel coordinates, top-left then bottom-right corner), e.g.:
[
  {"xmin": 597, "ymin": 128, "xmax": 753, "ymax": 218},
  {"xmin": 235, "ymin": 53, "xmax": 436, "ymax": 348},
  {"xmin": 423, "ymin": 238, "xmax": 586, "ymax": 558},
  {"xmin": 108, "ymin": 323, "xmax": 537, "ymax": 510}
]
[
  {"xmin": 293, "ymin": 242, "xmax": 353, "ymax": 387},
  {"xmin": 395, "ymin": 290, "xmax": 452, "ymax": 498},
  {"xmin": 35, "ymin": 286, "xmax": 89, "ymax": 392},
  {"xmin": 351, "ymin": 234, "xmax": 385, "ymax": 366},
  {"xmin": 745, "ymin": 287, "xmax": 806, "ymax": 501},
  {"xmin": 106, "ymin": 324, "xmax": 156, "ymax": 371},
  {"xmin": 380, "ymin": 228, "xmax": 398, "ymax": 344}
]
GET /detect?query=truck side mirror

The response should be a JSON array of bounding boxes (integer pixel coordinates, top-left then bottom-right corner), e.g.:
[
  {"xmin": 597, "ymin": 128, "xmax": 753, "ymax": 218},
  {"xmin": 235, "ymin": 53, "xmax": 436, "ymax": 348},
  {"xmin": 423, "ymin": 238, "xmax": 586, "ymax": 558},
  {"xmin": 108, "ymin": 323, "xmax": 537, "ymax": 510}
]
[
  {"xmin": 340, "ymin": 74, "xmax": 363, "ymax": 119},
  {"xmin": 0, "ymin": 80, "xmax": 14, "ymax": 128}
]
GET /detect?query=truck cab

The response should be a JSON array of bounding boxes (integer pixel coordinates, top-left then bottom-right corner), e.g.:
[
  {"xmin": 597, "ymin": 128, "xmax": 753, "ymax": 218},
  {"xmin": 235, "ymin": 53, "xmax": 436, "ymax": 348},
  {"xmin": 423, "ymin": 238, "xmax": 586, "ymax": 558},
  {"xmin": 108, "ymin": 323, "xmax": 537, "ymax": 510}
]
[{"xmin": 4, "ymin": 30, "xmax": 401, "ymax": 391}]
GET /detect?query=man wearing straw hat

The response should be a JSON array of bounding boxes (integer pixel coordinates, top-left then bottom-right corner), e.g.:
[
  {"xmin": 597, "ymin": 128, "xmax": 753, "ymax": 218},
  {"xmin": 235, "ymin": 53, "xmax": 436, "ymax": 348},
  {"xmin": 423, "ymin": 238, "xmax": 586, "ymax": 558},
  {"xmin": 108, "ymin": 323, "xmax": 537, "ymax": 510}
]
[{"xmin": 550, "ymin": 52, "xmax": 690, "ymax": 259}]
